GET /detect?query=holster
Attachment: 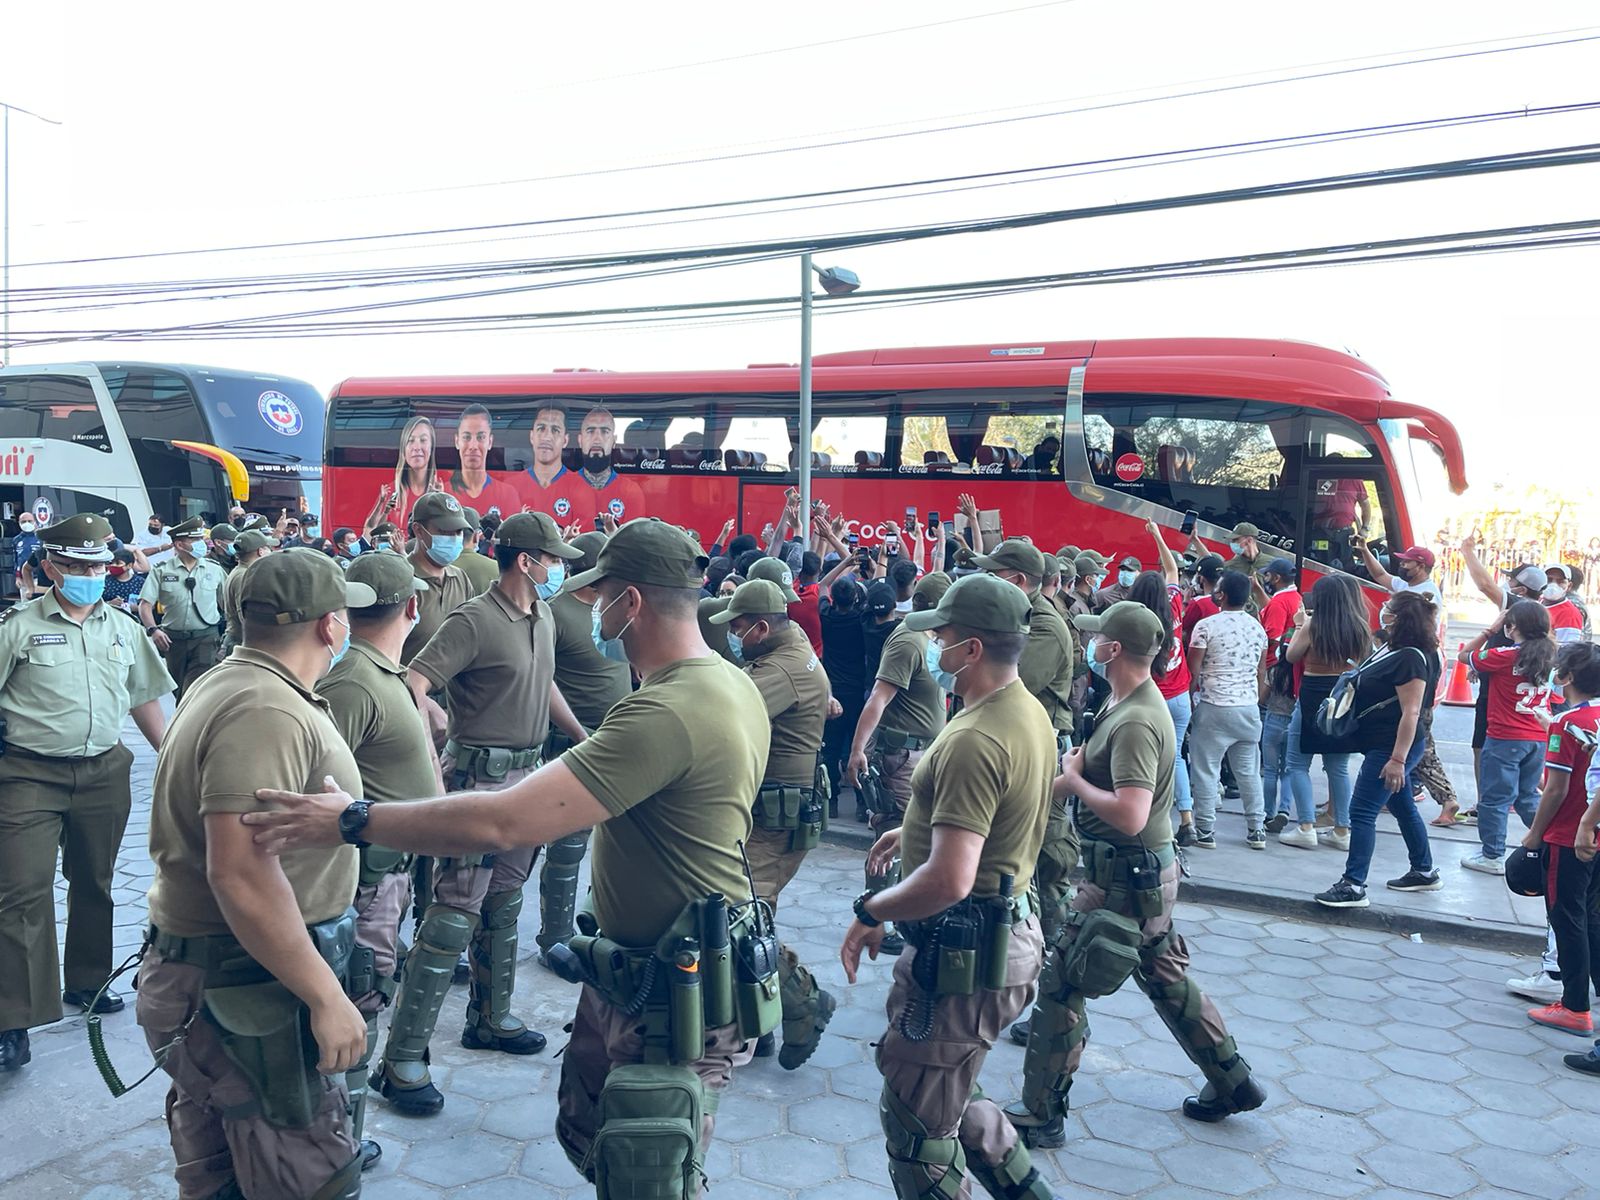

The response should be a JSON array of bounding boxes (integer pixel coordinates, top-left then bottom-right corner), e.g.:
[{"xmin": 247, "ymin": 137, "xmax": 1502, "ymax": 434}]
[
  {"xmin": 900, "ymin": 891, "xmax": 1033, "ymax": 999},
  {"xmin": 875, "ymin": 727, "xmax": 931, "ymax": 754},
  {"xmin": 445, "ymin": 739, "xmax": 540, "ymax": 784},
  {"xmin": 544, "ymin": 729, "xmax": 578, "ymax": 760},
  {"xmin": 1084, "ymin": 840, "xmax": 1171, "ymax": 921}
]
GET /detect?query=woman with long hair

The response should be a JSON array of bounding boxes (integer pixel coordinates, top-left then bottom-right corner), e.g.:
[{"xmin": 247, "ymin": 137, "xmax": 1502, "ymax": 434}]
[
  {"xmin": 1459, "ymin": 599, "xmax": 1556, "ymax": 872},
  {"xmin": 1129, "ymin": 521, "xmax": 1189, "ymax": 838},
  {"xmin": 1281, "ymin": 575, "xmax": 1366, "ymax": 850},
  {"xmin": 1315, "ymin": 591, "xmax": 1443, "ymax": 908},
  {"xmin": 365, "ymin": 414, "xmax": 442, "ymax": 536}
]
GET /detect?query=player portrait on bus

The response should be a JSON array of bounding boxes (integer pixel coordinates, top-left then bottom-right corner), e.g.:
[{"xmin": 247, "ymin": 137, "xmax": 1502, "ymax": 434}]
[
  {"xmin": 443, "ymin": 402, "xmax": 522, "ymax": 518},
  {"xmin": 569, "ymin": 404, "xmax": 645, "ymax": 522},
  {"xmin": 368, "ymin": 413, "xmax": 445, "ymax": 534},
  {"xmin": 511, "ymin": 400, "xmax": 579, "ymax": 516}
]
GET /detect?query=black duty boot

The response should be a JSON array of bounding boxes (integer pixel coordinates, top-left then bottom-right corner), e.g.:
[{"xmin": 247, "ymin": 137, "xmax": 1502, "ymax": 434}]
[
  {"xmin": 1182, "ymin": 1075, "xmax": 1267, "ymax": 1123},
  {"xmin": 359, "ymin": 1139, "xmax": 382, "ymax": 1171},
  {"xmin": 753, "ymin": 1032, "xmax": 776, "ymax": 1058},
  {"xmin": 1002, "ymin": 1101, "xmax": 1065, "ymax": 1149},
  {"xmin": 0, "ymin": 1029, "xmax": 29, "ymax": 1072},
  {"xmin": 1007, "ymin": 1019, "xmax": 1031, "ymax": 1047},
  {"xmin": 63, "ymin": 987, "xmax": 124, "ymax": 1014}
]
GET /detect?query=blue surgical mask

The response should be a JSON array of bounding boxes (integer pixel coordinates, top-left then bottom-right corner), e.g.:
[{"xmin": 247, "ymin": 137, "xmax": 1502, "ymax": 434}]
[
  {"xmin": 220, "ymin": 542, "xmax": 236, "ymax": 557},
  {"xmin": 591, "ymin": 592, "xmax": 633, "ymax": 664},
  {"xmin": 534, "ymin": 561, "xmax": 565, "ymax": 601},
  {"xmin": 727, "ymin": 630, "xmax": 746, "ymax": 662},
  {"xmin": 326, "ymin": 616, "xmax": 351, "ymax": 671},
  {"xmin": 1086, "ymin": 638, "xmax": 1114, "ymax": 680},
  {"xmin": 1117, "ymin": 569, "xmax": 1137, "ymax": 588},
  {"xmin": 1229, "ymin": 541, "xmax": 1244, "ymax": 557},
  {"xmin": 424, "ymin": 531, "xmax": 463, "ymax": 566},
  {"xmin": 58, "ymin": 573, "xmax": 106, "ymax": 606},
  {"xmin": 924, "ymin": 636, "xmax": 971, "ymax": 692},
  {"xmin": 344, "ymin": 542, "xmax": 361, "ymax": 559}
]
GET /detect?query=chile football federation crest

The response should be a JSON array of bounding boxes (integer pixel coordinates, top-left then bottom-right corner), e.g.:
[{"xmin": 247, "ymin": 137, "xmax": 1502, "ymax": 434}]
[
  {"xmin": 554, "ymin": 497, "xmax": 571, "ymax": 519},
  {"xmin": 608, "ymin": 497, "xmax": 625, "ymax": 519},
  {"xmin": 257, "ymin": 390, "xmax": 303, "ymax": 437}
]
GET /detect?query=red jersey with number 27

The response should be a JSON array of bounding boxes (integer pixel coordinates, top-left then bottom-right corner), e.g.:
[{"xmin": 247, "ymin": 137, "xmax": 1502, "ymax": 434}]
[
  {"xmin": 1543, "ymin": 701, "xmax": 1600, "ymax": 847},
  {"xmin": 1468, "ymin": 645, "xmax": 1552, "ymax": 741}
]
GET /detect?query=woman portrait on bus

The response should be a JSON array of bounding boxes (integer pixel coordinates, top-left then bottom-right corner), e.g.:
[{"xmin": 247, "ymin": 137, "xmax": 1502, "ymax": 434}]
[{"xmin": 367, "ymin": 414, "xmax": 444, "ymax": 535}]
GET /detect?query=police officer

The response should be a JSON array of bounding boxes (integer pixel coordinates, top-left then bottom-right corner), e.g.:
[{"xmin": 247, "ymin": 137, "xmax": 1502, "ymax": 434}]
[
  {"xmin": 0, "ymin": 514, "xmax": 174, "ymax": 1072},
  {"xmin": 371, "ymin": 511, "xmax": 586, "ymax": 1115},
  {"xmin": 456, "ymin": 505, "xmax": 500, "ymax": 597},
  {"xmin": 1004, "ymin": 602, "xmax": 1267, "ymax": 1149},
  {"xmin": 137, "ymin": 515, "xmax": 228, "ymax": 701},
  {"xmin": 840, "ymin": 574, "xmax": 1059, "ymax": 1200},
  {"xmin": 221, "ymin": 528, "xmax": 277, "ymax": 656},
  {"xmin": 538, "ymin": 530, "xmax": 630, "ymax": 965},
  {"xmin": 206, "ymin": 522, "xmax": 240, "ymax": 574},
  {"xmin": 402, "ymin": 492, "xmax": 474, "ymax": 664},
  {"xmin": 710, "ymin": 577, "xmax": 835, "ymax": 1068},
  {"xmin": 319, "ymin": 552, "xmax": 443, "ymax": 1171},
  {"xmin": 242, "ymin": 519, "xmax": 773, "ymax": 1198},
  {"xmin": 137, "ymin": 548, "xmax": 374, "ymax": 1198}
]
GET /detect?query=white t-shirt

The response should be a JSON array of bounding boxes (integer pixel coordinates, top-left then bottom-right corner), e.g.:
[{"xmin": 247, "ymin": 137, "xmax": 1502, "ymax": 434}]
[
  {"xmin": 1190, "ymin": 609, "xmax": 1268, "ymax": 707},
  {"xmin": 133, "ymin": 526, "xmax": 173, "ymax": 566},
  {"xmin": 1389, "ymin": 575, "xmax": 1443, "ymax": 608}
]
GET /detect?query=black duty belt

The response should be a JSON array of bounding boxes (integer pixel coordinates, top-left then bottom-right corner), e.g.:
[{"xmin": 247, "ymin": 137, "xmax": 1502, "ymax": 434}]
[
  {"xmin": 7, "ymin": 743, "xmax": 117, "ymax": 764},
  {"xmin": 876, "ymin": 728, "xmax": 933, "ymax": 753}
]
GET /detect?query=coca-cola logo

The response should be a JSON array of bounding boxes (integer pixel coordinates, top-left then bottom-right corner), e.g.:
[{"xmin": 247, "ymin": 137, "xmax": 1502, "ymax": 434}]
[
  {"xmin": 1114, "ymin": 453, "xmax": 1145, "ymax": 482},
  {"xmin": 973, "ymin": 462, "xmax": 1004, "ymax": 476},
  {"xmin": 897, "ymin": 464, "xmax": 928, "ymax": 475},
  {"xmin": 697, "ymin": 459, "xmax": 721, "ymax": 471},
  {"xmin": 639, "ymin": 457, "xmax": 666, "ymax": 470}
]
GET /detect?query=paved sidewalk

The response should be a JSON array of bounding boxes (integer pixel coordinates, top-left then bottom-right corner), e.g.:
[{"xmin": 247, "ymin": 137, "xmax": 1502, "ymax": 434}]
[{"xmin": 5, "ymin": 713, "xmax": 1596, "ymax": 1198}]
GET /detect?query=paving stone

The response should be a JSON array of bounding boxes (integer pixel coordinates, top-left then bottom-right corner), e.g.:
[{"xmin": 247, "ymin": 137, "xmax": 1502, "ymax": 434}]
[
  {"xmin": 1280, "ymin": 1072, "xmax": 1379, "ymax": 1115},
  {"xmin": 1059, "ymin": 1137, "xmax": 1168, "ymax": 1195},
  {"xmin": 1078, "ymin": 1100, "xmax": 1188, "ymax": 1150},
  {"xmin": 786, "ymin": 1093, "xmax": 877, "ymax": 1143},
  {"xmin": 1361, "ymin": 1106, "xmax": 1477, "ymax": 1153},
  {"xmin": 1359, "ymin": 1143, "xmax": 1479, "ymax": 1196},
  {"xmin": 1161, "ymin": 1141, "xmax": 1273, "ymax": 1193},
  {"xmin": 736, "ymin": 1135, "xmax": 841, "ymax": 1189},
  {"xmin": 1373, "ymin": 1046, "xmax": 1472, "ymax": 1083},
  {"xmin": 404, "ymin": 1131, "xmax": 519, "ymax": 1187},
  {"xmin": 448, "ymin": 1179, "xmax": 562, "ymax": 1199},
  {"xmin": 1288, "ymin": 1042, "xmax": 1386, "ymax": 1082},
  {"xmin": 1266, "ymin": 1161, "xmax": 1373, "ymax": 1198},
  {"xmin": 1461, "ymin": 1143, "xmax": 1585, "ymax": 1199},
  {"xmin": 1459, "ymin": 1108, "xmax": 1570, "ymax": 1156},
  {"xmin": 478, "ymin": 1093, "xmax": 558, "ymax": 1141}
]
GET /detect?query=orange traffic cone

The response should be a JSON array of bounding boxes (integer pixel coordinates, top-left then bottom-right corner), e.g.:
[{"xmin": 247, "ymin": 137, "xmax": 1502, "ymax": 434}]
[{"xmin": 1441, "ymin": 642, "xmax": 1477, "ymax": 707}]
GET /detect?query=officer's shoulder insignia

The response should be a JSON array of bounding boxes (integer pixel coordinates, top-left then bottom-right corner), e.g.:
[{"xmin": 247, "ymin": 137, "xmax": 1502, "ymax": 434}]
[{"xmin": 0, "ymin": 606, "xmax": 20, "ymax": 630}]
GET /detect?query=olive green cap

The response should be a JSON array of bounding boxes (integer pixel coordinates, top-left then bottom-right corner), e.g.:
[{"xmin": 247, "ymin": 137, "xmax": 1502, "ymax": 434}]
[
  {"xmin": 235, "ymin": 529, "xmax": 275, "ymax": 555},
  {"xmin": 707, "ymin": 578, "xmax": 789, "ymax": 624},
  {"xmin": 1056, "ymin": 544, "xmax": 1081, "ymax": 563},
  {"xmin": 410, "ymin": 491, "xmax": 472, "ymax": 533},
  {"xmin": 461, "ymin": 505, "xmax": 482, "ymax": 532},
  {"xmin": 1072, "ymin": 600, "xmax": 1166, "ymax": 657},
  {"xmin": 970, "ymin": 538, "xmax": 1047, "ymax": 580},
  {"xmin": 903, "ymin": 572, "xmax": 1030, "ymax": 634},
  {"xmin": 746, "ymin": 556, "xmax": 801, "ymax": 602},
  {"xmin": 345, "ymin": 552, "xmax": 428, "ymax": 607},
  {"xmin": 1232, "ymin": 521, "xmax": 1261, "ymax": 539},
  {"xmin": 1078, "ymin": 549, "xmax": 1111, "ymax": 567},
  {"xmin": 208, "ymin": 523, "xmax": 240, "ymax": 543},
  {"xmin": 169, "ymin": 516, "xmax": 207, "ymax": 538},
  {"xmin": 370, "ymin": 522, "xmax": 399, "ymax": 540},
  {"xmin": 568, "ymin": 531, "xmax": 608, "ymax": 574},
  {"xmin": 240, "ymin": 546, "xmax": 377, "ymax": 625},
  {"xmin": 563, "ymin": 518, "xmax": 708, "ymax": 592},
  {"xmin": 498, "ymin": 512, "xmax": 584, "ymax": 559},
  {"xmin": 1041, "ymin": 553, "xmax": 1061, "ymax": 579},
  {"xmin": 1073, "ymin": 553, "xmax": 1105, "ymax": 579},
  {"xmin": 912, "ymin": 570, "xmax": 952, "ymax": 607},
  {"xmin": 39, "ymin": 513, "xmax": 114, "ymax": 562}
]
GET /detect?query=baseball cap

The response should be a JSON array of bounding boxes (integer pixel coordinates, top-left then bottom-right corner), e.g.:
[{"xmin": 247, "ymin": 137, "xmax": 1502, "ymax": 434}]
[
  {"xmin": 1263, "ymin": 557, "xmax": 1296, "ymax": 579},
  {"xmin": 904, "ymin": 572, "xmax": 1031, "ymax": 634},
  {"xmin": 39, "ymin": 513, "xmax": 114, "ymax": 563},
  {"xmin": 913, "ymin": 571, "xmax": 953, "ymax": 608},
  {"xmin": 169, "ymin": 516, "xmax": 206, "ymax": 538},
  {"xmin": 1073, "ymin": 553, "xmax": 1106, "ymax": 580},
  {"xmin": 1073, "ymin": 600, "xmax": 1166, "ymax": 657},
  {"xmin": 747, "ymin": 556, "xmax": 802, "ymax": 602},
  {"xmin": 345, "ymin": 552, "xmax": 427, "ymax": 607},
  {"xmin": 971, "ymin": 538, "xmax": 1047, "ymax": 579},
  {"xmin": 563, "ymin": 518, "xmax": 709, "ymax": 592},
  {"xmin": 1040, "ymin": 553, "xmax": 1061, "ymax": 579},
  {"xmin": 707, "ymin": 578, "xmax": 789, "ymax": 624},
  {"xmin": 1545, "ymin": 562, "xmax": 1572, "ymax": 582},
  {"xmin": 1195, "ymin": 553, "xmax": 1225, "ymax": 580},
  {"xmin": 1056, "ymin": 544, "xmax": 1082, "ymax": 564},
  {"xmin": 498, "ymin": 512, "xmax": 584, "ymax": 559},
  {"xmin": 1232, "ymin": 522, "xmax": 1261, "ymax": 540},
  {"xmin": 567, "ymin": 531, "xmax": 607, "ymax": 574},
  {"xmin": 865, "ymin": 580, "xmax": 898, "ymax": 616},
  {"xmin": 1394, "ymin": 546, "xmax": 1436, "ymax": 571},
  {"xmin": 1078, "ymin": 549, "xmax": 1111, "ymax": 568},
  {"xmin": 240, "ymin": 546, "xmax": 376, "ymax": 624},
  {"xmin": 461, "ymin": 505, "xmax": 482, "ymax": 532},
  {"xmin": 410, "ymin": 492, "xmax": 473, "ymax": 533},
  {"xmin": 1507, "ymin": 565, "xmax": 1546, "ymax": 593},
  {"xmin": 208, "ymin": 523, "xmax": 240, "ymax": 543},
  {"xmin": 235, "ymin": 529, "xmax": 275, "ymax": 555},
  {"xmin": 1118, "ymin": 554, "xmax": 1141, "ymax": 571}
]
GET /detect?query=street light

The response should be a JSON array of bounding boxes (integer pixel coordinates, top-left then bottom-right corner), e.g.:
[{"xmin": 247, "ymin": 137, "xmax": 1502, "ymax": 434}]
[
  {"xmin": 2, "ymin": 99, "xmax": 64, "ymax": 367},
  {"xmin": 798, "ymin": 253, "xmax": 860, "ymax": 529}
]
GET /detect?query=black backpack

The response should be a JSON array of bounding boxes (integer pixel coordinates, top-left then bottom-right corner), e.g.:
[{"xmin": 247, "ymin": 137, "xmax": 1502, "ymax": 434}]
[{"xmin": 1315, "ymin": 646, "xmax": 1426, "ymax": 740}]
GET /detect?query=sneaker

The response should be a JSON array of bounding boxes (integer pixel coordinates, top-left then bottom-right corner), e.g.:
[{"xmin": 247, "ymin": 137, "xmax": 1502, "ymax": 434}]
[
  {"xmin": 1507, "ymin": 971, "xmax": 1564, "ymax": 1005},
  {"xmin": 1461, "ymin": 852, "xmax": 1506, "ymax": 875},
  {"xmin": 1279, "ymin": 825, "xmax": 1319, "ymax": 850},
  {"xmin": 1530, "ymin": 1003, "xmax": 1594, "ymax": 1036},
  {"xmin": 1223, "ymin": 784, "xmax": 1241, "ymax": 800},
  {"xmin": 1315, "ymin": 878, "xmax": 1369, "ymax": 908},
  {"xmin": 1458, "ymin": 809, "xmax": 1478, "ymax": 826},
  {"xmin": 1265, "ymin": 812, "xmax": 1290, "ymax": 834},
  {"xmin": 1322, "ymin": 829, "xmax": 1351, "ymax": 852},
  {"xmin": 1176, "ymin": 823, "xmax": 1196, "ymax": 848},
  {"xmin": 1194, "ymin": 831, "xmax": 1217, "ymax": 850},
  {"xmin": 1246, "ymin": 828, "xmax": 1267, "ymax": 851},
  {"xmin": 1387, "ymin": 868, "xmax": 1442, "ymax": 892},
  {"xmin": 1564, "ymin": 1043, "xmax": 1600, "ymax": 1075}
]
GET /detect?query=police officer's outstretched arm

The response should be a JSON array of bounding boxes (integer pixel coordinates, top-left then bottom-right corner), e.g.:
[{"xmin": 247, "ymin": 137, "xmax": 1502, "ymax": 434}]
[{"xmin": 205, "ymin": 815, "xmax": 367, "ymax": 1074}]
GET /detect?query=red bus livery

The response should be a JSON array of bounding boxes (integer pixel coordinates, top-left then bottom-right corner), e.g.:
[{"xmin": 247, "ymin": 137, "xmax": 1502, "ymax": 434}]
[{"xmin": 325, "ymin": 338, "xmax": 1465, "ymax": 598}]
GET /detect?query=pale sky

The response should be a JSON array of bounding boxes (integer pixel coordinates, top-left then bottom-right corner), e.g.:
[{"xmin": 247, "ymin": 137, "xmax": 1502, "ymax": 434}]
[{"xmin": 5, "ymin": 0, "xmax": 1599, "ymax": 525}]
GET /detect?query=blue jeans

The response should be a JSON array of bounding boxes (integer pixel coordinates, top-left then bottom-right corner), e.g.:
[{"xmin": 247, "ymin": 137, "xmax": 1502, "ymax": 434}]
[
  {"xmin": 1283, "ymin": 705, "xmax": 1353, "ymax": 826},
  {"xmin": 1341, "ymin": 739, "xmax": 1432, "ymax": 887},
  {"xmin": 1166, "ymin": 691, "xmax": 1193, "ymax": 814},
  {"xmin": 1477, "ymin": 736, "xmax": 1544, "ymax": 860},
  {"xmin": 1261, "ymin": 708, "xmax": 1292, "ymax": 818}
]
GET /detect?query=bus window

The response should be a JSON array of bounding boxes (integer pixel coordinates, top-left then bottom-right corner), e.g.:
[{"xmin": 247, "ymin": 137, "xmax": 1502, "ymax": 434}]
[
  {"xmin": 718, "ymin": 417, "xmax": 791, "ymax": 471},
  {"xmin": 983, "ymin": 414, "xmax": 1062, "ymax": 475},
  {"xmin": 0, "ymin": 375, "xmax": 113, "ymax": 453},
  {"xmin": 1306, "ymin": 415, "xmax": 1375, "ymax": 461},
  {"xmin": 1304, "ymin": 471, "xmax": 1395, "ymax": 580},
  {"xmin": 814, "ymin": 415, "xmax": 886, "ymax": 472}
]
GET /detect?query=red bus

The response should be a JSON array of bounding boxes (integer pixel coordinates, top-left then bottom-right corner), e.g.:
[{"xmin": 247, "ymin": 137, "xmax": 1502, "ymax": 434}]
[{"xmin": 323, "ymin": 338, "xmax": 1466, "ymax": 596}]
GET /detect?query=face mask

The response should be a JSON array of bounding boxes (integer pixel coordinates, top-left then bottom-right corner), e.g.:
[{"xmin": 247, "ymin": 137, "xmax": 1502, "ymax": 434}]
[
  {"xmin": 219, "ymin": 542, "xmax": 236, "ymax": 557},
  {"xmin": 375, "ymin": 540, "xmax": 393, "ymax": 553},
  {"xmin": 591, "ymin": 592, "xmax": 634, "ymax": 663},
  {"xmin": 1543, "ymin": 582, "xmax": 1566, "ymax": 602},
  {"xmin": 423, "ymin": 531, "xmax": 463, "ymax": 566},
  {"xmin": 1087, "ymin": 638, "xmax": 1115, "ymax": 680},
  {"xmin": 344, "ymin": 542, "xmax": 362, "ymax": 559},
  {"xmin": 924, "ymin": 636, "xmax": 973, "ymax": 692},
  {"xmin": 58, "ymin": 573, "xmax": 106, "ymax": 606},
  {"xmin": 533, "ymin": 561, "xmax": 565, "ymax": 601},
  {"xmin": 326, "ymin": 615, "xmax": 351, "ymax": 671},
  {"xmin": 1230, "ymin": 541, "xmax": 1244, "ymax": 557},
  {"xmin": 727, "ymin": 630, "xmax": 747, "ymax": 662},
  {"xmin": 1092, "ymin": 573, "xmax": 1107, "ymax": 589},
  {"xmin": 1117, "ymin": 569, "xmax": 1137, "ymax": 588},
  {"xmin": 19, "ymin": 523, "xmax": 34, "ymax": 535}
]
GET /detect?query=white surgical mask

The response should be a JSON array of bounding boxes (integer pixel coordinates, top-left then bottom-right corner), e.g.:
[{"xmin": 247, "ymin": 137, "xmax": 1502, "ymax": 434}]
[
  {"xmin": 924, "ymin": 636, "xmax": 973, "ymax": 692},
  {"xmin": 1543, "ymin": 582, "xmax": 1566, "ymax": 602}
]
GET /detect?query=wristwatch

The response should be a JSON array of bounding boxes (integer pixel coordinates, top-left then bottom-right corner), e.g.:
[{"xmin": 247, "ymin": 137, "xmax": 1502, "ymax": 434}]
[
  {"xmin": 338, "ymin": 800, "xmax": 372, "ymax": 848},
  {"xmin": 852, "ymin": 891, "xmax": 882, "ymax": 928}
]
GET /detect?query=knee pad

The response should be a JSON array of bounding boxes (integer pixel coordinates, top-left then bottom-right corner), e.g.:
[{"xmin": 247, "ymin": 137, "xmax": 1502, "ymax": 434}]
[
  {"xmin": 418, "ymin": 905, "xmax": 476, "ymax": 955},
  {"xmin": 307, "ymin": 1153, "xmax": 363, "ymax": 1200},
  {"xmin": 384, "ymin": 907, "xmax": 475, "ymax": 1065},
  {"xmin": 482, "ymin": 888, "xmax": 523, "ymax": 931},
  {"xmin": 880, "ymin": 1083, "xmax": 966, "ymax": 1200},
  {"xmin": 967, "ymin": 1140, "xmax": 1052, "ymax": 1200}
]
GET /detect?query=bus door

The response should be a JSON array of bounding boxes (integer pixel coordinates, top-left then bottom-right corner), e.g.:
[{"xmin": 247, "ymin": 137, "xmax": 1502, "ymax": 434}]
[{"xmin": 1297, "ymin": 461, "xmax": 1402, "ymax": 615}]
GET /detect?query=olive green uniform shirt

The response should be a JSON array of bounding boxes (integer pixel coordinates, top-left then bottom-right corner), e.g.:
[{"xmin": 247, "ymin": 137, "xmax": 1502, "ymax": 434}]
[
  {"xmin": 1019, "ymin": 590, "xmax": 1075, "ymax": 733},
  {"xmin": 139, "ymin": 554, "xmax": 227, "ymax": 631},
  {"xmin": 456, "ymin": 549, "xmax": 499, "ymax": 597},
  {"xmin": 147, "ymin": 647, "xmax": 361, "ymax": 937},
  {"xmin": 410, "ymin": 585, "xmax": 555, "ymax": 750},
  {"xmin": 744, "ymin": 622, "xmax": 831, "ymax": 786},
  {"xmin": 1075, "ymin": 677, "xmax": 1175, "ymax": 850},
  {"xmin": 1220, "ymin": 550, "xmax": 1267, "ymax": 578},
  {"xmin": 222, "ymin": 565, "xmax": 248, "ymax": 651},
  {"xmin": 900, "ymin": 679, "xmax": 1053, "ymax": 898},
  {"xmin": 562, "ymin": 655, "xmax": 768, "ymax": 947},
  {"xmin": 400, "ymin": 560, "xmax": 470, "ymax": 664},
  {"xmin": 876, "ymin": 624, "xmax": 945, "ymax": 740},
  {"xmin": 550, "ymin": 590, "xmax": 631, "ymax": 731},
  {"xmin": 320, "ymin": 639, "xmax": 438, "ymax": 804},
  {"xmin": 0, "ymin": 591, "xmax": 174, "ymax": 756}
]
